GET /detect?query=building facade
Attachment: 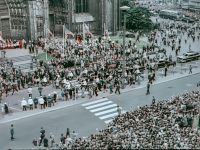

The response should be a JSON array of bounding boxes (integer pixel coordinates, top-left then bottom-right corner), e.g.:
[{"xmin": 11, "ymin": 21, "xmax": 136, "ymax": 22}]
[{"xmin": 0, "ymin": 0, "xmax": 120, "ymax": 40}]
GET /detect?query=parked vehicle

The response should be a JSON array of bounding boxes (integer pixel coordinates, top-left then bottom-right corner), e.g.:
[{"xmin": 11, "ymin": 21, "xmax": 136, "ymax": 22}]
[
  {"xmin": 159, "ymin": 10, "xmax": 182, "ymax": 20},
  {"xmin": 177, "ymin": 51, "xmax": 200, "ymax": 63},
  {"xmin": 181, "ymin": 17, "xmax": 196, "ymax": 23}
]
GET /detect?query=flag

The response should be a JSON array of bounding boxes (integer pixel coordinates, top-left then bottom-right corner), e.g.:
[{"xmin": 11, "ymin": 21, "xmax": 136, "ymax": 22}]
[
  {"xmin": 46, "ymin": 28, "xmax": 54, "ymax": 39},
  {"xmin": 64, "ymin": 27, "xmax": 74, "ymax": 39},
  {"xmin": 0, "ymin": 36, "xmax": 6, "ymax": 44},
  {"xmin": 104, "ymin": 23, "xmax": 110, "ymax": 40},
  {"xmin": 76, "ymin": 34, "xmax": 83, "ymax": 44},
  {"xmin": 83, "ymin": 23, "xmax": 93, "ymax": 37}
]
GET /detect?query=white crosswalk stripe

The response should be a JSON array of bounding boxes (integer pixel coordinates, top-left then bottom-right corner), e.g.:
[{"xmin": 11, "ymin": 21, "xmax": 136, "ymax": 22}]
[
  {"xmin": 99, "ymin": 112, "xmax": 118, "ymax": 120},
  {"xmin": 90, "ymin": 104, "xmax": 117, "ymax": 113},
  {"xmin": 85, "ymin": 101, "xmax": 112, "ymax": 109},
  {"xmin": 94, "ymin": 108, "xmax": 117, "ymax": 116},
  {"xmin": 82, "ymin": 98, "xmax": 108, "ymax": 106},
  {"xmin": 82, "ymin": 98, "xmax": 124, "ymax": 124}
]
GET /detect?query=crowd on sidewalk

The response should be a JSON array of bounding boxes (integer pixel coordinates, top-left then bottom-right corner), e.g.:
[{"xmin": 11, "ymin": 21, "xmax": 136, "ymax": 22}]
[
  {"xmin": 0, "ymin": 17, "xmax": 199, "ymax": 111},
  {"xmin": 32, "ymin": 89, "xmax": 200, "ymax": 149}
]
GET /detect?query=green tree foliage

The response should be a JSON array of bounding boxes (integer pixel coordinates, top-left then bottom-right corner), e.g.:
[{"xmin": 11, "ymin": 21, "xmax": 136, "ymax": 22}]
[
  {"xmin": 125, "ymin": 7, "xmax": 154, "ymax": 32},
  {"xmin": 121, "ymin": 0, "xmax": 131, "ymax": 6}
]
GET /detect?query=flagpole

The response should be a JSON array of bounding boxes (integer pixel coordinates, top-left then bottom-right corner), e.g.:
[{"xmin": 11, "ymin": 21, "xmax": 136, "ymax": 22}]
[
  {"xmin": 82, "ymin": 22, "xmax": 85, "ymax": 51},
  {"xmin": 83, "ymin": 22, "xmax": 85, "ymax": 43},
  {"xmin": 104, "ymin": 22, "xmax": 106, "ymax": 52},
  {"xmin": 45, "ymin": 24, "xmax": 48, "ymax": 61},
  {"xmin": 63, "ymin": 24, "xmax": 65, "ymax": 57}
]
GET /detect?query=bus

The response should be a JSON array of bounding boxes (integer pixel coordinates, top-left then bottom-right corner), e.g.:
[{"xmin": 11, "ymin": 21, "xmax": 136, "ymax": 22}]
[{"xmin": 159, "ymin": 10, "xmax": 182, "ymax": 20}]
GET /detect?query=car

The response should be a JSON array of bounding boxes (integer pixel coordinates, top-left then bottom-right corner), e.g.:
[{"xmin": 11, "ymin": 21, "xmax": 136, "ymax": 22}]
[
  {"xmin": 157, "ymin": 59, "xmax": 176, "ymax": 68},
  {"xmin": 177, "ymin": 51, "xmax": 200, "ymax": 63},
  {"xmin": 181, "ymin": 17, "xmax": 195, "ymax": 23}
]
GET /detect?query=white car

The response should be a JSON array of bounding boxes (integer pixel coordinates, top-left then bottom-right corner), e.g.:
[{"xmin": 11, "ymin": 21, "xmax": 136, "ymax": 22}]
[{"xmin": 177, "ymin": 51, "xmax": 200, "ymax": 63}]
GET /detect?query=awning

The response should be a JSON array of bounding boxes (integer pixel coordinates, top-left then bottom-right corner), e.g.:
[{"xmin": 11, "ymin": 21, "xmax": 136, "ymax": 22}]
[{"xmin": 73, "ymin": 13, "xmax": 95, "ymax": 23}]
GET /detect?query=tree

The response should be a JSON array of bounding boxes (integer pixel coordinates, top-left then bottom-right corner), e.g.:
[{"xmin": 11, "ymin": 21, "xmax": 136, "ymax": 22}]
[
  {"xmin": 125, "ymin": 7, "xmax": 155, "ymax": 32},
  {"xmin": 121, "ymin": 0, "xmax": 131, "ymax": 6}
]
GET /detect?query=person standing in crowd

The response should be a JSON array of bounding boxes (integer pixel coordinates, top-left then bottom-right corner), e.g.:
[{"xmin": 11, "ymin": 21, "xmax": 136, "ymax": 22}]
[
  {"xmin": 27, "ymin": 86, "xmax": 32, "ymax": 98},
  {"xmin": 117, "ymin": 105, "xmax": 121, "ymax": 116},
  {"xmin": 21, "ymin": 98, "xmax": 27, "ymax": 111},
  {"xmin": 28, "ymin": 97, "xmax": 33, "ymax": 110},
  {"xmin": 33, "ymin": 97, "xmax": 38, "ymax": 109},
  {"xmin": 146, "ymin": 82, "xmax": 150, "ymax": 95},
  {"xmin": 39, "ymin": 127, "xmax": 45, "ymax": 146},
  {"xmin": 4, "ymin": 103, "xmax": 9, "ymax": 114},
  {"xmin": 10, "ymin": 124, "xmax": 14, "ymax": 140},
  {"xmin": 115, "ymin": 83, "xmax": 121, "ymax": 95},
  {"xmin": 0, "ymin": 89, "xmax": 2, "ymax": 103},
  {"xmin": 52, "ymin": 91, "xmax": 57, "ymax": 105},
  {"xmin": 38, "ymin": 84, "xmax": 43, "ymax": 96},
  {"xmin": 11, "ymin": 83, "xmax": 18, "ymax": 95},
  {"xmin": 60, "ymin": 133, "xmax": 66, "ymax": 145},
  {"xmin": 38, "ymin": 96, "xmax": 44, "ymax": 109},
  {"xmin": 47, "ymin": 94, "xmax": 52, "ymax": 107},
  {"xmin": 152, "ymin": 96, "xmax": 156, "ymax": 105},
  {"xmin": 164, "ymin": 65, "xmax": 168, "ymax": 77},
  {"xmin": 66, "ymin": 128, "xmax": 70, "ymax": 138},
  {"xmin": 43, "ymin": 95, "xmax": 48, "ymax": 108},
  {"xmin": 109, "ymin": 83, "xmax": 113, "ymax": 94},
  {"xmin": 43, "ymin": 136, "xmax": 48, "ymax": 148}
]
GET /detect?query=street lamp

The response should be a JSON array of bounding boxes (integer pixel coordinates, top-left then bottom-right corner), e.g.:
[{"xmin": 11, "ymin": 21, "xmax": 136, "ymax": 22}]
[{"xmin": 120, "ymin": 5, "xmax": 130, "ymax": 89}]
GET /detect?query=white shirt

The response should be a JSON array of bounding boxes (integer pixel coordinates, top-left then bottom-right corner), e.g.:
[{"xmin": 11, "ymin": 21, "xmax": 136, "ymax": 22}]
[
  {"xmin": 21, "ymin": 100, "xmax": 27, "ymax": 107},
  {"xmin": 96, "ymin": 78, "xmax": 99, "ymax": 83},
  {"xmin": 28, "ymin": 98, "xmax": 33, "ymax": 105},
  {"xmin": 38, "ymin": 97, "xmax": 44, "ymax": 105},
  {"xmin": 28, "ymin": 88, "xmax": 32, "ymax": 94}
]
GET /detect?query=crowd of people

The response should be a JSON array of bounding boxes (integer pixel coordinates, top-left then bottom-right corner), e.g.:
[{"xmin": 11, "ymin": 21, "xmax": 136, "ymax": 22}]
[
  {"xmin": 0, "ymin": 16, "xmax": 200, "ymax": 111},
  {"xmin": 33, "ymin": 89, "xmax": 200, "ymax": 149}
]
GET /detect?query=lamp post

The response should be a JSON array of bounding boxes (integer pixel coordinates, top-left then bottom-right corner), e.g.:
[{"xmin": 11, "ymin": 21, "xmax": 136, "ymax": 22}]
[{"xmin": 120, "ymin": 6, "xmax": 130, "ymax": 89}]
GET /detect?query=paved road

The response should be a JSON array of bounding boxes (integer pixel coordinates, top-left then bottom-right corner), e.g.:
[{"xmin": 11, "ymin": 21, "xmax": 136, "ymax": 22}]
[{"xmin": 0, "ymin": 73, "xmax": 199, "ymax": 149}]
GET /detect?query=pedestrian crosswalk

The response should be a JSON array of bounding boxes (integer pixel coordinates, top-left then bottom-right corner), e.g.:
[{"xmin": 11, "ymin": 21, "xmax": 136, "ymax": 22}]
[{"xmin": 82, "ymin": 98, "xmax": 125, "ymax": 124}]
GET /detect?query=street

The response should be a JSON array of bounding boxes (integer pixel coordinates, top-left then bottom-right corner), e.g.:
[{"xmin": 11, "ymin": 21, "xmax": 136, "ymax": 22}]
[{"xmin": 0, "ymin": 72, "xmax": 199, "ymax": 149}]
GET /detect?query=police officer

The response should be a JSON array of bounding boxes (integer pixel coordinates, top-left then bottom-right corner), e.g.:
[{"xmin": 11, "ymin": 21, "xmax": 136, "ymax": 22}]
[
  {"xmin": 38, "ymin": 84, "xmax": 43, "ymax": 96},
  {"xmin": 117, "ymin": 105, "xmax": 121, "ymax": 116},
  {"xmin": 47, "ymin": 94, "xmax": 52, "ymax": 107},
  {"xmin": 33, "ymin": 97, "xmax": 38, "ymax": 109},
  {"xmin": 146, "ymin": 82, "xmax": 150, "ymax": 95},
  {"xmin": 10, "ymin": 124, "xmax": 14, "ymax": 140}
]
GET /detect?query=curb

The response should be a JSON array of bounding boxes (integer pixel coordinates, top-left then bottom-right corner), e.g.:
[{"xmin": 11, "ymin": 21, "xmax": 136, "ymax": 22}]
[
  {"xmin": 119, "ymin": 71, "xmax": 200, "ymax": 94},
  {"xmin": 0, "ymin": 71, "xmax": 199, "ymax": 124},
  {"xmin": 0, "ymin": 101, "xmax": 83, "ymax": 124}
]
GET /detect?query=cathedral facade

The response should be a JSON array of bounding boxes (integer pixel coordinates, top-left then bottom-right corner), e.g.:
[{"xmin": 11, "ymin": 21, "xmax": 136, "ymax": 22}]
[{"xmin": 0, "ymin": 0, "xmax": 121, "ymax": 40}]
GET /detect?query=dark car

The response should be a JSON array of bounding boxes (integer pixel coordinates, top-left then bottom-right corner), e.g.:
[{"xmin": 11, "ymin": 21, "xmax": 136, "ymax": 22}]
[
  {"xmin": 177, "ymin": 51, "xmax": 200, "ymax": 63},
  {"xmin": 181, "ymin": 17, "xmax": 195, "ymax": 23},
  {"xmin": 157, "ymin": 59, "xmax": 176, "ymax": 68}
]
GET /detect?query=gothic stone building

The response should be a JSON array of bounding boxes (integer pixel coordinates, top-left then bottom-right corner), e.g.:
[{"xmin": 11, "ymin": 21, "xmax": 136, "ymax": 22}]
[{"xmin": 0, "ymin": 0, "xmax": 120, "ymax": 40}]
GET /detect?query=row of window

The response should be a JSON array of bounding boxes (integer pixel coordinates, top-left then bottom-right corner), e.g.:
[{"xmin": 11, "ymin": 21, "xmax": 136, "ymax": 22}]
[
  {"xmin": 75, "ymin": 0, "xmax": 89, "ymax": 13},
  {"xmin": 11, "ymin": 25, "xmax": 26, "ymax": 30}
]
